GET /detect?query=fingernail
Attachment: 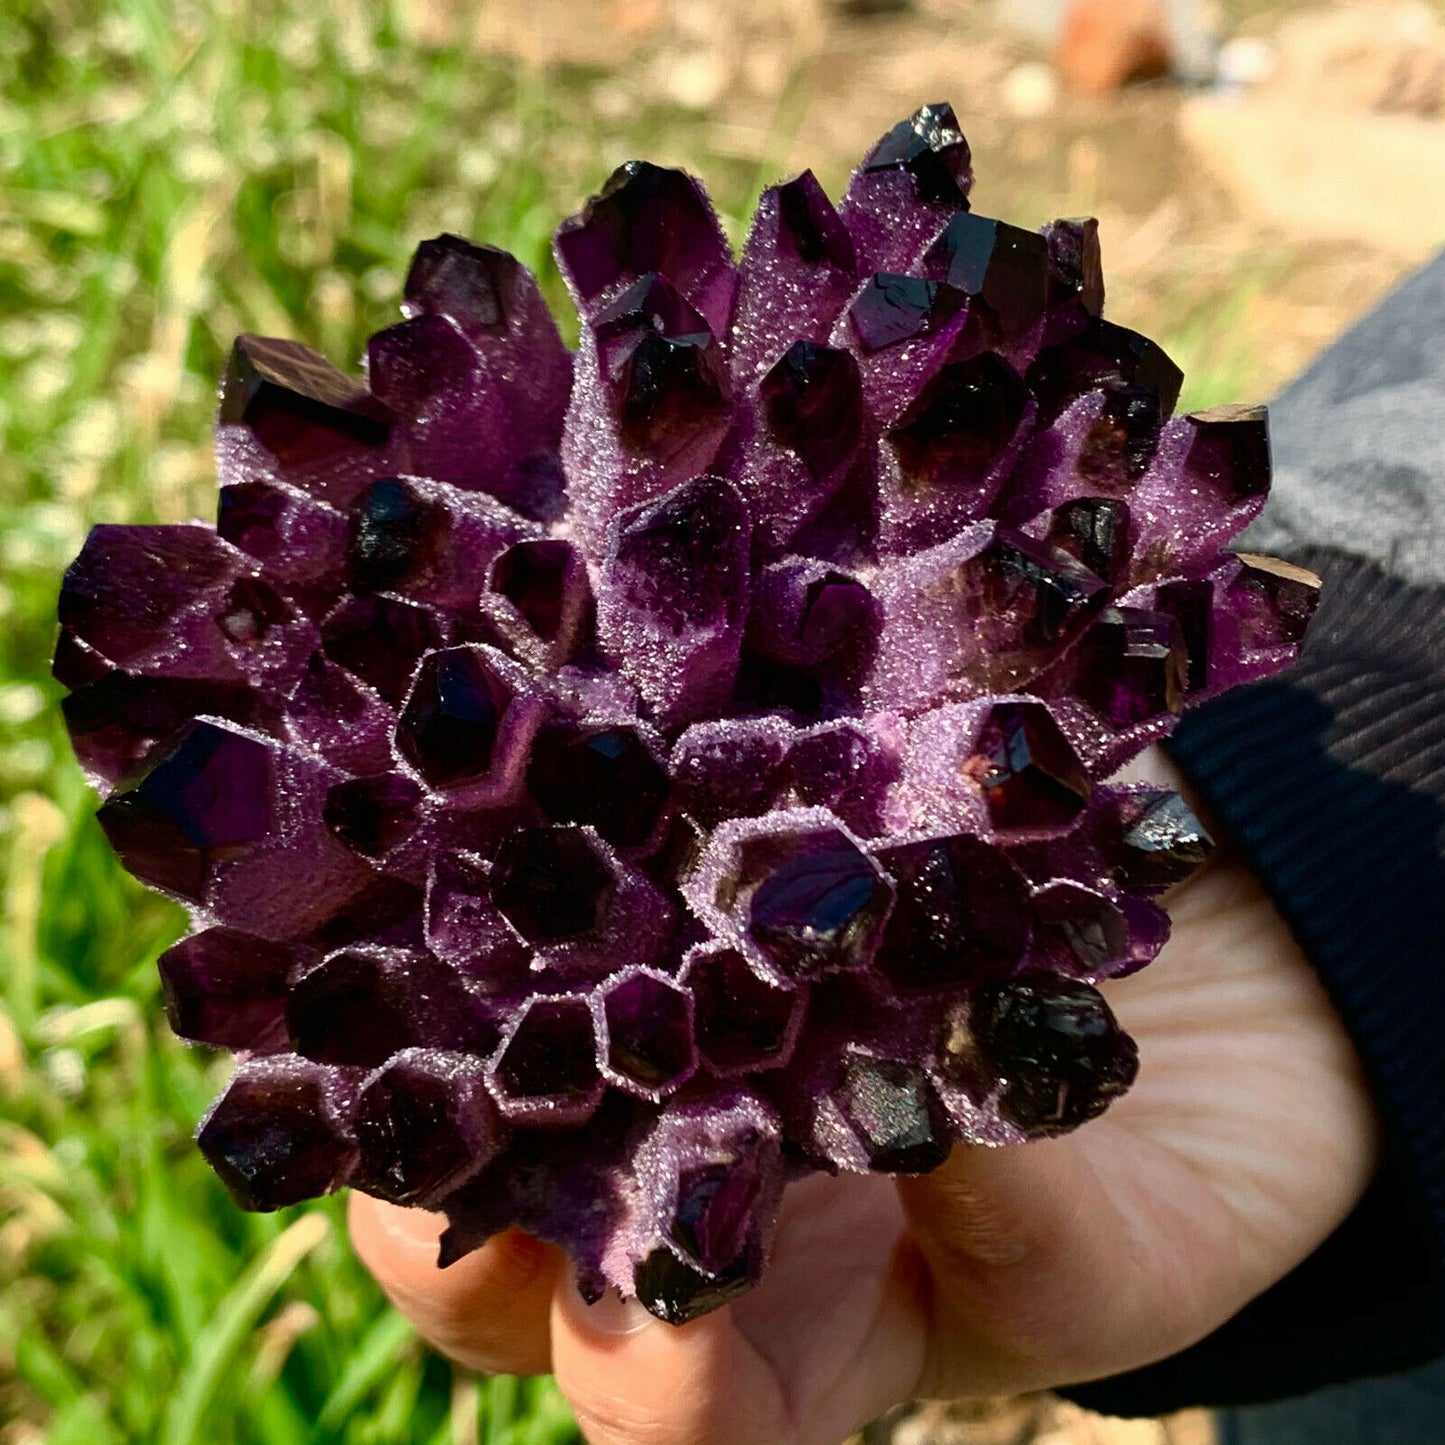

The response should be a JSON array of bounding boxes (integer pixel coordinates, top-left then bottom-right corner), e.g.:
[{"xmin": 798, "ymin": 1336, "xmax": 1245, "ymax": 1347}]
[
  {"xmin": 562, "ymin": 1278, "xmax": 653, "ymax": 1337},
  {"xmin": 369, "ymin": 1197, "xmax": 447, "ymax": 1253}
]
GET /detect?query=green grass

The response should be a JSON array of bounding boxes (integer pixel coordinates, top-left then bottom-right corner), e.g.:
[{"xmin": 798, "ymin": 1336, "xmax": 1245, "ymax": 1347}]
[{"xmin": 0, "ymin": 4, "xmax": 1286, "ymax": 1441}]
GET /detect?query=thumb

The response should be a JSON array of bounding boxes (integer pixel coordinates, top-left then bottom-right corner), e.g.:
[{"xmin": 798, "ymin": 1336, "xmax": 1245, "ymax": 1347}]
[
  {"xmin": 895, "ymin": 1134, "xmax": 1158, "ymax": 1397},
  {"xmin": 549, "ymin": 1279, "xmax": 784, "ymax": 1445}
]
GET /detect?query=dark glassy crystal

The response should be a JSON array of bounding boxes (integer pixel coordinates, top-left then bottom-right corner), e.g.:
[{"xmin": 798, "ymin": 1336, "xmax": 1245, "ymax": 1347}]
[
  {"xmin": 927, "ymin": 212, "xmax": 1050, "ymax": 338},
  {"xmin": 528, "ymin": 725, "xmax": 670, "ymax": 847},
  {"xmin": 1183, "ymin": 404, "xmax": 1271, "ymax": 502},
  {"xmin": 1154, "ymin": 579, "xmax": 1214, "ymax": 692},
  {"xmin": 863, "ymin": 101, "xmax": 974, "ymax": 205},
  {"xmin": 557, "ymin": 162, "xmax": 732, "ymax": 322},
  {"xmin": 323, "ymin": 773, "xmax": 423, "ymax": 858},
  {"xmin": 977, "ymin": 531, "xmax": 1110, "ymax": 649},
  {"xmin": 1230, "ymin": 554, "xmax": 1321, "ymax": 648},
  {"xmin": 198, "ymin": 1058, "xmax": 356, "ymax": 1211},
  {"xmin": 839, "ymin": 1054, "xmax": 952, "ymax": 1172},
  {"xmin": 602, "ymin": 971, "xmax": 696, "ymax": 1092},
  {"xmin": 972, "ymin": 973, "xmax": 1138, "ymax": 1134},
  {"xmin": 96, "ymin": 720, "xmax": 274, "ymax": 901},
  {"xmin": 742, "ymin": 830, "xmax": 893, "ymax": 979},
  {"xmin": 353, "ymin": 1052, "xmax": 502, "ymax": 1204},
  {"xmin": 1076, "ymin": 607, "xmax": 1187, "ymax": 727},
  {"xmin": 684, "ymin": 948, "xmax": 801, "ymax": 1073},
  {"xmin": 494, "ymin": 995, "xmax": 600, "ymax": 1101},
  {"xmin": 774, "ymin": 170, "xmax": 857, "ymax": 271},
  {"xmin": 158, "ymin": 927, "xmax": 300, "ymax": 1049},
  {"xmin": 850, "ymin": 273, "xmax": 960, "ymax": 352},
  {"xmin": 1079, "ymin": 385, "xmax": 1163, "ymax": 489},
  {"xmin": 873, "ymin": 834, "xmax": 1030, "ymax": 990},
  {"xmin": 491, "ymin": 539, "xmax": 578, "ymax": 642},
  {"xmin": 287, "ymin": 949, "xmax": 466, "ymax": 1068},
  {"xmin": 1042, "ymin": 217, "xmax": 1104, "ymax": 316},
  {"xmin": 347, "ymin": 477, "xmax": 440, "ymax": 593},
  {"xmin": 322, "ymin": 593, "xmax": 447, "ymax": 705},
  {"xmin": 219, "ymin": 334, "xmax": 389, "ymax": 464},
  {"xmin": 1107, "ymin": 790, "xmax": 1214, "ymax": 892},
  {"xmin": 965, "ymin": 702, "xmax": 1091, "ymax": 836},
  {"xmin": 492, "ymin": 826, "xmax": 615, "ymax": 943},
  {"xmin": 395, "ymin": 646, "xmax": 514, "ymax": 788},
  {"xmin": 1030, "ymin": 881, "xmax": 1129, "ymax": 975},
  {"xmin": 404, "ymin": 235, "xmax": 518, "ymax": 339},
  {"xmin": 888, "ymin": 354, "xmax": 1030, "ymax": 492},
  {"xmin": 1045, "ymin": 498, "xmax": 1131, "ymax": 586},
  {"xmin": 1028, "ymin": 318, "xmax": 1183, "ymax": 427},
  {"xmin": 633, "ymin": 1246, "xmax": 753, "ymax": 1325},
  {"xmin": 593, "ymin": 273, "xmax": 730, "ymax": 455},
  {"xmin": 760, "ymin": 342, "xmax": 863, "ymax": 481}
]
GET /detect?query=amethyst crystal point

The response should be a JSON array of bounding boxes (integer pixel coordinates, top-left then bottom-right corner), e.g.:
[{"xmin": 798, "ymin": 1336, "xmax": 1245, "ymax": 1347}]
[
  {"xmin": 159, "ymin": 927, "xmax": 304, "ymax": 1050},
  {"xmin": 528, "ymin": 722, "xmax": 670, "ymax": 847},
  {"xmin": 925, "ymin": 212, "xmax": 1051, "ymax": 341},
  {"xmin": 556, "ymin": 162, "xmax": 737, "ymax": 337},
  {"xmin": 872, "ymin": 833, "xmax": 1030, "ymax": 992},
  {"xmin": 972, "ymin": 974, "xmax": 1138, "ymax": 1135},
  {"xmin": 593, "ymin": 274, "xmax": 731, "ymax": 458},
  {"xmin": 838, "ymin": 1050, "xmax": 953, "ymax": 1173},
  {"xmin": 861, "ymin": 101, "xmax": 974, "ymax": 208},
  {"xmin": 220, "ymin": 334, "xmax": 390, "ymax": 468},
  {"xmin": 679, "ymin": 946, "xmax": 805, "ymax": 1075},
  {"xmin": 96, "ymin": 719, "xmax": 275, "ymax": 902},
  {"xmin": 199, "ymin": 1055, "xmax": 359, "ymax": 1211},
  {"xmin": 489, "ymin": 994, "xmax": 604, "ymax": 1126},
  {"xmin": 597, "ymin": 968, "xmax": 697, "ymax": 1098},
  {"xmin": 1043, "ymin": 218, "xmax": 1105, "ymax": 319},
  {"xmin": 60, "ymin": 104, "xmax": 1318, "ymax": 1320},
  {"xmin": 353, "ymin": 1051, "xmax": 504, "ymax": 1206},
  {"xmin": 964, "ymin": 700, "xmax": 1092, "ymax": 838}
]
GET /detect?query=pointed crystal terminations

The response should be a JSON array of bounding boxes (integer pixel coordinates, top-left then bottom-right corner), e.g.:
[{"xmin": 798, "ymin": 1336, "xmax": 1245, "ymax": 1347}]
[
  {"xmin": 220, "ymin": 334, "xmax": 390, "ymax": 467},
  {"xmin": 862, "ymin": 101, "xmax": 974, "ymax": 207},
  {"xmin": 59, "ymin": 103, "xmax": 1317, "ymax": 1324},
  {"xmin": 971, "ymin": 974, "xmax": 1139, "ymax": 1134}
]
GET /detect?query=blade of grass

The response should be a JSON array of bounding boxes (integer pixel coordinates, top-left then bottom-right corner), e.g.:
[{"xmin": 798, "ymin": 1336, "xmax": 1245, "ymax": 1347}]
[
  {"xmin": 161, "ymin": 1210, "xmax": 332, "ymax": 1445},
  {"xmin": 315, "ymin": 1306, "xmax": 417, "ymax": 1430}
]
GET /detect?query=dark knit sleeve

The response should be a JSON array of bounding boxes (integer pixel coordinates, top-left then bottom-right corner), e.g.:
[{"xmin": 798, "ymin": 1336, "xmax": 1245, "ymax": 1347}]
[{"xmin": 1063, "ymin": 545, "xmax": 1445, "ymax": 1416}]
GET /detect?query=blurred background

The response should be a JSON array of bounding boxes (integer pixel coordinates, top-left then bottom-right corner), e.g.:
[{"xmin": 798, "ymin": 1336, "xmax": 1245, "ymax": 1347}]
[{"xmin": 1, "ymin": 1, "xmax": 1440, "ymax": 1442}]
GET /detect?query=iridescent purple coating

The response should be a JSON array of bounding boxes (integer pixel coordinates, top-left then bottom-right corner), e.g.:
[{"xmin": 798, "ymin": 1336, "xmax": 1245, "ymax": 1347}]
[{"xmin": 56, "ymin": 104, "xmax": 1318, "ymax": 1323}]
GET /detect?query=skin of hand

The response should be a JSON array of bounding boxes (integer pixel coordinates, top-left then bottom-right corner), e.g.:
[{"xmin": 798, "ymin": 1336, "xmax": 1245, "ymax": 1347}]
[{"xmin": 349, "ymin": 749, "xmax": 1380, "ymax": 1445}]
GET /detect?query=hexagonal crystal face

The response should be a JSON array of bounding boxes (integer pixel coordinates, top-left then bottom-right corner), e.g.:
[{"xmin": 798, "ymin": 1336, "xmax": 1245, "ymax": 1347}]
[
  {"xmin": 963, "ymin": 701, "xmax": 1092, "ymax": 837},
  {"xmin": 489, "ymin": 995, "xmax": 603, "ymax": 1124},
  {"xmin": 492, "ymin": 826, "xmax": 616, "ymax": 944},
  {"xmin": 599, "ymin": 969, "xmax": 696, "ymax": 1097},
  {"xmin": 353, "ymin": 1051, "xmax": 503, "ymax": 1206},
  {"xmin": 198, "ymin": 1057, "xmax": 356, "ymax": 1212},
  {"xmin": 739, "ymin": 829, "xmax": 894, "ymax": 981},
  {"xmin": 96, "ymin": 720, "xmax": 275, "ymax": 903},
  {"xmin": 395, "ymin": 646, "xmax": 516, "ymax": 789},
  {"xmin": 682, "ymin": 948, "xmax": 803, "ymax": 1075},
  {"xmin": 527, "ymin": 724, "xmax": 671, "ymax": 848}
]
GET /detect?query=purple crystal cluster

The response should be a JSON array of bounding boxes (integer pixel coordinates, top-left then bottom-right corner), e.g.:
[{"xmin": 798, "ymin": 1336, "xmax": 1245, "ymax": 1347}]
[{"xmin": 56, "ymin": 105, "xmax": 1317, "ymax": 1324}]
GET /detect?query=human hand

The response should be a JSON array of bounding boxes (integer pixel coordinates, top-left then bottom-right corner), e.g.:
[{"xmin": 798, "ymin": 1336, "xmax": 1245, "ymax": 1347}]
[{"xmin": 350, "ymin": 753, "xmax": 1379, "ymax": 1445}]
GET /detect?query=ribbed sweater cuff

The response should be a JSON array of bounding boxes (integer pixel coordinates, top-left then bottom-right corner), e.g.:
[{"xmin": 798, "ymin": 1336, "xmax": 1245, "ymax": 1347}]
[{"xmin": 1064, "ymin": 548, "xmax": 1445, "ymax": 1417}]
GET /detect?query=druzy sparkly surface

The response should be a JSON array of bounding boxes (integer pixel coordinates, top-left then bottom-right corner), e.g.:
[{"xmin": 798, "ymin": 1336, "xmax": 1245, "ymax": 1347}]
[{"xmin": 56, "ymin": 104, "xmax": 1318, "ymax": 1324}]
